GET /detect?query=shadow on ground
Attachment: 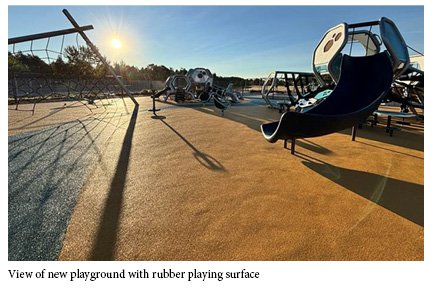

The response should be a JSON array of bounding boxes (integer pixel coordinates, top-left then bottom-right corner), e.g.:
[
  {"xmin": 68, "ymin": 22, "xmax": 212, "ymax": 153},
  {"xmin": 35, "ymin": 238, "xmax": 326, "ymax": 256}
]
[
  {"xmin": 297, "ymin": 154, "xmax": 423, "ymax": 227},
  {"xmin": 158, "ymin": 117, "xmax": 226, "ymax": 172},
  {"xmin": 90, "ymin": 106, "xmax": 138, "ymax": 260},
  {"xmin": 8, "ymin": 104, "xmax": 128, "ymax": 260}
]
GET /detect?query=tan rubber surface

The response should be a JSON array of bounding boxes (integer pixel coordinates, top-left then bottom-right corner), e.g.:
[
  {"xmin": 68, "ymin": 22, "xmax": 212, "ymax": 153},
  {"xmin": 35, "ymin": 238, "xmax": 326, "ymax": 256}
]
[{"xmin": 9, "ymin": 97, "xmax": 424, "ymax": 260}]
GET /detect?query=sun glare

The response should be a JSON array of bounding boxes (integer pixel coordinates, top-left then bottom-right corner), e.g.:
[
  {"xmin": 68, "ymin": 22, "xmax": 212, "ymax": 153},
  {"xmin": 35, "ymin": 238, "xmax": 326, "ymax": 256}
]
[{"xmin": 111, "ymin": 38, "xmax": 122, "ymax": 49}]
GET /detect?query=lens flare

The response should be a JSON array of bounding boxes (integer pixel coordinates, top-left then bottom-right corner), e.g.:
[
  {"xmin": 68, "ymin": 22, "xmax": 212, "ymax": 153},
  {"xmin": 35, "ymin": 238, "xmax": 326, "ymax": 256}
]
[{"xmin": 111, "ymin": 38, "xmax": 122, "ymax": 49}]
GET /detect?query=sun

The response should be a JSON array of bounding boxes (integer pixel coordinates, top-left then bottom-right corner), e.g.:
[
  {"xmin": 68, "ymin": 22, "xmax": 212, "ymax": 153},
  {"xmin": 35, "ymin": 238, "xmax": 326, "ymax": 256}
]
[{"xmin": 111, "ymin": 38, "xmax": 122, "ymax": 49}]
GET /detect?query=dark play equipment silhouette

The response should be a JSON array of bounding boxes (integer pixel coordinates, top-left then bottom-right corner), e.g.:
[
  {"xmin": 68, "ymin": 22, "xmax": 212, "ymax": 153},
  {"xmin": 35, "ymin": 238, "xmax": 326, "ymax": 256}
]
[{"xmin": 261, "ymin": 52, "xmax": 393, "ymax": 154}]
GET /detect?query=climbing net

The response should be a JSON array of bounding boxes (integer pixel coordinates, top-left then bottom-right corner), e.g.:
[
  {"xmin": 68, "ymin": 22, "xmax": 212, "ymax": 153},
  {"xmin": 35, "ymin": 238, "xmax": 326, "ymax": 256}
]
[{"xmin": 8, "ymin": 27, "xmax": 126, "ymax": 112}]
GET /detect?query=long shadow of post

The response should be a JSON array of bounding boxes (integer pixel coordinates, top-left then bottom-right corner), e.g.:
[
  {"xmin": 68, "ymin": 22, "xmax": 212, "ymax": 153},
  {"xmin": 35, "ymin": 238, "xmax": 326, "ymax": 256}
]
[
  {"xmin": 90, "ymin": 106, "xmax": 138, "ymax": 260},
  {"xmin": 298, "ymin": 154, "xmax": 424, "ymax": 227},
  {"xmin": 159, "ymin": 119, "xmax": 225, "ymax": 172}
]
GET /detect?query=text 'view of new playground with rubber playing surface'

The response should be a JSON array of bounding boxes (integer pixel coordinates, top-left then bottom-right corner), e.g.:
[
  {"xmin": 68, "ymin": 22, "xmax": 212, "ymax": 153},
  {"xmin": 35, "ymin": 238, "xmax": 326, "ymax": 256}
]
[{"xmin": 8, "ymin": 6, "xmax": 423, "ymax": 263}]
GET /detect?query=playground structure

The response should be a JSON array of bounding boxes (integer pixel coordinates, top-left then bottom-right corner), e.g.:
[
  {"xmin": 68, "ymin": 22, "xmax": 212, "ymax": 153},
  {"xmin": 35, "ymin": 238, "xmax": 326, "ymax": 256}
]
[
  {"xmin": 261, "ymin": 17, "xmax": 418, "ymax": 153},
  {"xmin": 151, "ymin": 67, "xmax": 241, "ymax": 114},
  {"xmin": 158, "ymin": 67, "xmax": 241, "ymax": 104},
  {"xmin": 162, "ymin": 74, "xmax": 193, "ymax": 102},
  {"xmin": 262, "ymin": 52, "xmax": 393, "ymax": 154},
  {"xmin": 341, "ymin": 19, "xmax": 424, "ymax": 115},
  {"xmin": 261, "ymin": 17, "xmax": 424, "ymax": 115},
  {"xmin": 386, "ymin": 52, "xmax": 424, "ymax": 115},
  {"xmin": 8, "ymin": 9, "xmax": 138, "ymax": 114},
  {"xmin": 186, "ymin": 67, "xmax": 214, "ymax": 95},
  {"xmin": 223, "ymin": 83, "xmax": 242, "ymax": 102},
  {"xmin": 261, "ymin": 71, "xmax": 325, "ymax": 112},
  {"xmin": 160, "ymin": 68, "xmax": 213, "ymax": 102}
]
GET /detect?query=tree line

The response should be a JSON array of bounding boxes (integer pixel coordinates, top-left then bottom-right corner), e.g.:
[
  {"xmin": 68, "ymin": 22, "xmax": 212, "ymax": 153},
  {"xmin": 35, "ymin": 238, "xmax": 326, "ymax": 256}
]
[{"xmin": 8, "ymin": 45, "xmax": 264, "ymax": 87}]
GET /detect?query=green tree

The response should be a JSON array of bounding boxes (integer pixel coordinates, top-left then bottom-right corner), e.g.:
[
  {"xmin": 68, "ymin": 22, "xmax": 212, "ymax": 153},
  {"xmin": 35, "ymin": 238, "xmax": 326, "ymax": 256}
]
[
  {"xmin": 64, "ymin": 46, "xmax": 98, "ymax": 78},
  {"xmin": 8, "ymin": 51, "xmax": 51, "ymax": 73},
  {"xmin": 141, "ymin": 64, "xmax": 172, "ymax": 81}
]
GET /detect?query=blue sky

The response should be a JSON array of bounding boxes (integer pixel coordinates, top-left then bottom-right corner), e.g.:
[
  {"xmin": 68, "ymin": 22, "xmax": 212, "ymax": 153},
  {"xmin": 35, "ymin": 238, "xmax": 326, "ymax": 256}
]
[{"xmin": 8, "ymin": 6, "xmax": 424, "ymax": 78}]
